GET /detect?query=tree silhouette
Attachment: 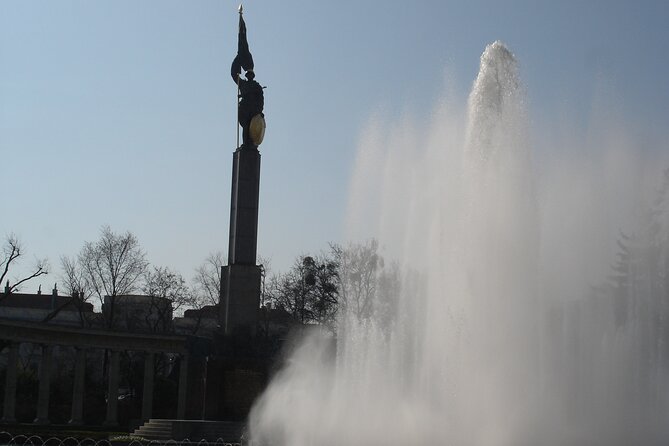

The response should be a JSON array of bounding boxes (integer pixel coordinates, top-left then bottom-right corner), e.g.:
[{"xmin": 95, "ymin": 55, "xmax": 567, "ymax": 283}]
[{"xmin": 0, "ymin": 234, "xmax": 48, "ymax": 294}]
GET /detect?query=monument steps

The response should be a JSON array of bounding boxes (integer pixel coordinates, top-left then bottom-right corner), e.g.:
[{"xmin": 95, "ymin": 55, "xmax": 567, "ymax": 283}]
[
  {"xmin": 132, "ymin": 419, "xmax": 245, "ymax": 442},
  {"xmin": 133, "ymin": 419, "xmax": 173, "ymax": 440}
]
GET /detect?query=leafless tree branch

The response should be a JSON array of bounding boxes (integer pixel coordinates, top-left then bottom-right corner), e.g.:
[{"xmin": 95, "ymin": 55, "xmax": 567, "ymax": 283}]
[
  {"xmin": 193, "ymin": 251, "xmax": 225, "ymax": 307},
  {"xmin": 0, "ymin": 234, "xmax": 49, "ymax": 294},
  {"xmin": 76, "ymin": 226, "xmax": 148, "ymax": 328}
]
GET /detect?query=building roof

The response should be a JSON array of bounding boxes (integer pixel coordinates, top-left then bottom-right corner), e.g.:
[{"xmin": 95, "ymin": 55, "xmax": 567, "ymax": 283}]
[
  {"xmin": 0, "ymin": 292, "xmax": 93, "ymax": 312},
  {"xmin": 103, "ymin": 294, "xmax": 172, "ymax": 304}
]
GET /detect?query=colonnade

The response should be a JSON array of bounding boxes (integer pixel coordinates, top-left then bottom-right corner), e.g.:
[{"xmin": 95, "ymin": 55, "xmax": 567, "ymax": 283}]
[{"xmin": 1, "ymin": 342, "xmax": 189, "ymax": 425}]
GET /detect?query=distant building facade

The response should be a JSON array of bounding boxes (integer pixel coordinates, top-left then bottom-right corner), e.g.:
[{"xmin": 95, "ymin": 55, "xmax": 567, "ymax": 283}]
[
  {"xmin": 0, "ymin": 284, "xmax": 94, "ymax": 327},
  {"xmin": 102, "ymin": 294, "xmax": 173, "ymax": 333}
]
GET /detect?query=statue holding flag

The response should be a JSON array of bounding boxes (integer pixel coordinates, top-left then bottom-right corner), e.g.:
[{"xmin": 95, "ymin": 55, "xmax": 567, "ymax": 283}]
[{"xmin": 231, "ymin": 5, "xmax": 265, "ymax": 148}]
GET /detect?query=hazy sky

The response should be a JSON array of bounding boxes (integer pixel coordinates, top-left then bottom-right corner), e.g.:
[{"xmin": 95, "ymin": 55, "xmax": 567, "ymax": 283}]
[{"xmin": 2, "ymin": 0, "xmax": 668, "ymax": 293}]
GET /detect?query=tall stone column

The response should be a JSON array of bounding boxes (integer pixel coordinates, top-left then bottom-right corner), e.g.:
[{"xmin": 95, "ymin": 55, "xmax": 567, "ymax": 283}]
[
  {"xmin": 34, "ymin": 344, "xmax": 53, "ymax": 425},
  {"xmin": 104, "ymin": 350, "xmax": 121, "ymax": 426},
  {"xmin": 177, "ymin": 354, "xmax": 189, "ymax": 419},
  {"xmin": 2, "ymin": 342, "xmax": 19, "ymax": 423},
  {"xmin": 141, "ymin": 352, "xmax": 154, "ymax": 421},
  {"xmin": 69, "ymin": 347, "xmax": 86, "ymax": 425},
  {"xmin": 227, "ymin": 147, "xmax": 261, "ymax": 266},
  {"xmin": 221, "ymin": 146, "xmax": 262, "ymax": 335}
]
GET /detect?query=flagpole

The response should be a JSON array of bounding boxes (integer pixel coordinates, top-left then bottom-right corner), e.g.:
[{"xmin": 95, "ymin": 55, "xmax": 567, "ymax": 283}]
[
  {"xmin": 237, "ymin": 76, "xmax": 240, "ymax": 149},
  {"xmin": 236, "ymin": 4, "xmax": 243, "ymax": 149}
]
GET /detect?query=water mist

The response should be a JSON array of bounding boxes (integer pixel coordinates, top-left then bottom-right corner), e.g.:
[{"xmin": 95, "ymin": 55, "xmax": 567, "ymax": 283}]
[{"xmin": 249, "ymin": 41, "xmax": 669, "ymax": 446}]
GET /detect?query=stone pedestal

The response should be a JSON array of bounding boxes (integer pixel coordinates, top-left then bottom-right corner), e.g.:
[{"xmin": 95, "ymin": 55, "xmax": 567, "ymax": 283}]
[
  {"xmin": 203, "ymin": 357, "xmax": 266, "ymax": 422},
  {"xmin": 206, "ymin": 138, "xmax": 265, "ymax": 420},
  {"xmin": 221, "ymin": 145, "xmax": 262, "ymax": 335},
  {"xmin": 220, "ymin": 264, "xmax": 262, "ymax": 336},
  {"xmin": 227, "ymin": 146, "xmax": 261, "ymax": 266}
]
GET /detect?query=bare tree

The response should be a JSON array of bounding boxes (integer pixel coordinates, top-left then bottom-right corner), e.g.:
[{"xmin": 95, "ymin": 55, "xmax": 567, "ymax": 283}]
[
  {"xmin": 52, "ymin": 255, "xmax": 92, "ymax": 326},
  {"xmin": 267, "ymin": 252, "xmax": 339, "ymax": 331},
  {"xmin": 333, "ymin": 239, "xmax": 400, "ymax": 328},
  {"xmin": 77, "ymin": 226, "xmax": 148, "ymax": 329},
  {"xmin": 60, "ymin": 255, "xmax": 88, "ymax": 297},
  {"xmin": 332, "ymin": 239, "xmax": 382, "ymax": 320},
  {"xmin": 258, "ymin": 255, "xmax": 272, "ymax": 308},
  {"xmin": 143, "ymin": 266, "xmax": 194, "ymax": 330},
  {"xmin": 193, "ymin": 251, "xmax": 224, "ymax": 307},
  {"xmin": 0, "ymin": 234, "xmax": 48, "ymax": 294}
]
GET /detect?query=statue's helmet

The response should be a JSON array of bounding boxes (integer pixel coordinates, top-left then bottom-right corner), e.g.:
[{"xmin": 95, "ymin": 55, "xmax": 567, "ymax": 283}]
[{"xmin": 246, "ymin": 70, "xmax": 255, "ymax": 80}]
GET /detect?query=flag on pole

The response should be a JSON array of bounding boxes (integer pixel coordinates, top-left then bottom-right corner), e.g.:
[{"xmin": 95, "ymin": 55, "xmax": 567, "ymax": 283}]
[{"xmin": 231, "ymin": 13, "xmax": 254, "ymax": 81}]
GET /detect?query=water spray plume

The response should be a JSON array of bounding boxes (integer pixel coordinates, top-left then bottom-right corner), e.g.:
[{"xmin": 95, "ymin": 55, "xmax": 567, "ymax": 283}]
[{"xmin": 249, "ymin": 41, "xmax": 669, "ymax": 446}]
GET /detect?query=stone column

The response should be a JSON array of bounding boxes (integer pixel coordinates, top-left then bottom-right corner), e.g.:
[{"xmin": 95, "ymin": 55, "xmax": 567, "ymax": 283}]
[
  {"xmin": 227, "ymin": 147, "xmax": 261, "ymax": 266},
  {"xmin": 177, "ymin": 354, "xmax": 189, "ymax": 419},
  {"xmin": 141, "ymin": 352, "xmax": 154, "ymax": 421},
  {"xmin": 1, "ymin": 342, "xmax": 19, "ymax": 423},
  {"xmin": 69, "ymin": 347, "xmax": 86, "ymax": 425},
  {"xmin": 104, "ymin": 350, "xmax": 121, "ymax": 426},
  {"xmin": 34, "ymin": 344, "xmax": 53, "ymax": 424},
  {"xmin": 221, "ymin": 146, "xmax": 263, "ymax": 335}
]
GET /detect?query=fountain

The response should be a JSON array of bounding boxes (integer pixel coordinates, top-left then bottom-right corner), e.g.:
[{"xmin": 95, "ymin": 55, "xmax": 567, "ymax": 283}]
[{"xmin": 248, "ymin": 41, "xmax": 669, "ymax": 446}]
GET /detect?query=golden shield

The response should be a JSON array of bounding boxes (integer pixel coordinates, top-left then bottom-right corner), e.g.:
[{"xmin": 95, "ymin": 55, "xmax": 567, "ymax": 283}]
[{"xmin": 250, "ymin": 114, "xmax": 266, "ymax": 146}]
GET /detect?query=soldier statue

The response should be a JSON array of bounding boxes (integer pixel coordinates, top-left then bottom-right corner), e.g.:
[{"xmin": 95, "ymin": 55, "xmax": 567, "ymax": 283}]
[{"xmin": 231, "ymin": 7, "xmax": 265, "ymax": 148}]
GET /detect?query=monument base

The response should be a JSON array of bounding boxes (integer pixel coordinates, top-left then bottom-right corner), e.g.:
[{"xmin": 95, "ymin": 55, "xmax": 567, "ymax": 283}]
[
  {"xmin": 220, "ymin": 264, "xmax": 262, "ymax": 336},
  {"xmin": 203, "ymin": 356, "xmax": 267, "ymax": 422}
]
